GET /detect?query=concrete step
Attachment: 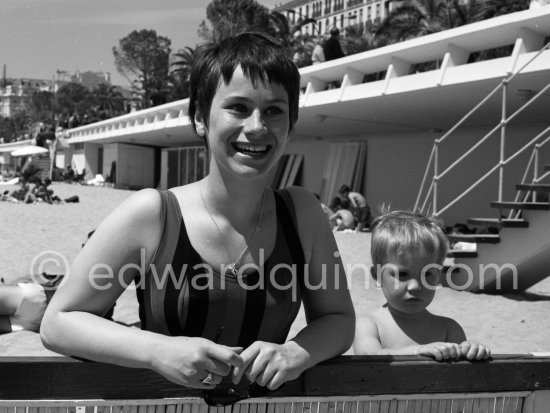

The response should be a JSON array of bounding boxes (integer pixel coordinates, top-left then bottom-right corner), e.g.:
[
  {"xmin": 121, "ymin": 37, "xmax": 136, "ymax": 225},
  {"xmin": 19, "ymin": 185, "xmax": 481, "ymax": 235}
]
[
  {"xmin": 490, "ymin": 201, "xmax": 550, "ymax": 210},
  {"xmin": 449, "ymin": 209, "xmax": 550, "ymax": 292},
  {"xmin": 467, "ymin": 217, "xmax": 529, "ymax": 228},
  {"xmin": 447, "ymin": 233, "xmax": 500, "ymax": 244},
  {"xmin": 516, "ymin": 183, "xmax": 550, "ymax": 192},
  {"xmin": 446, "ymin": 249, "xmax": 477, "ymax": 258}
]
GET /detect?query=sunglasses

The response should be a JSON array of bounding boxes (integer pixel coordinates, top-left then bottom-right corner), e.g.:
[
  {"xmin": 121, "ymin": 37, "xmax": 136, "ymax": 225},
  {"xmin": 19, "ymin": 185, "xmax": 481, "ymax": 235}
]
[{"xmin": 203, "ymin": 382, "xmax": 270, "ymax": 407}]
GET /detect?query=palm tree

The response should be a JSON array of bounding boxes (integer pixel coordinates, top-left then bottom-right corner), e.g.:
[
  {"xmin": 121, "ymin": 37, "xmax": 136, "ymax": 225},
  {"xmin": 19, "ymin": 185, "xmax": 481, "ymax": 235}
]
[
  {"xmin": 92, "ymin": 84, "xmax": 124, "ymax": 119},
  {"xmin": 473, "ymin": 0, "xmax": 529, "ymax": 20},
  {"xmin": 267, "ymin": 11, "xmax": 319, "ymax": 67},
  {"xmin": 267, "ymin": 11, "xmax": 294, "ymax": 48},
  {"xmin": 343, "ymin": 23, "xmax": 377, "ymax": 55},
  {"xmin": 375, "ymin": 0, "xmax": 451, "ymax": 45},
  {"xmin": 169, "ymin": 46, "xmax": 194, "ymax": 101}
]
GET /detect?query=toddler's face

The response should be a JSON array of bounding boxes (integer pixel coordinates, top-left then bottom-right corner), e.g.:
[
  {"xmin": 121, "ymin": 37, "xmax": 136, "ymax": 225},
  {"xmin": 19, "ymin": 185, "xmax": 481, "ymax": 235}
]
[{"xmin": 375, "ymin": 250, "xmax": 441, "ymax": 314}]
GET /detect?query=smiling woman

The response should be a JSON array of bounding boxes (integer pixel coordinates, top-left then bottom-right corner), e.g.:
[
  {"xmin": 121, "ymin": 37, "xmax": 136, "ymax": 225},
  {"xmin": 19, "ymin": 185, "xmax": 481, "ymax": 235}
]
[{"xmin": 40, "ymin": 29, "xmax": 355, "ymax": 397}]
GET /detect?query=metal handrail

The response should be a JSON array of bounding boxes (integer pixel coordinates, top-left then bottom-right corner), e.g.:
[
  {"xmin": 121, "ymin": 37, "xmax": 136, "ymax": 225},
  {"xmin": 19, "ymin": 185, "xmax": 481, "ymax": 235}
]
[
  {"xmin": 417, "ymin": 40, "xmax": 550, "ymax": 216},
  {"xmin": 413, "ymin": 146, "xmax": 435, "ymax": 210},
  {"xmin": 436, "ymin": 125, "xmax": 550, "ymax": 216},
  {"xmin": 509, "ymin": 149, "xmax": 536, "ymax": 211},
  {"xmin": 436, "ymin": 83, "xmax": 504, "ymax": 145},
  {"xmin": 421, "ymin": 180, "xmax": 435, "ymax": 213},
  {"xmin": 509, "ymin": 131, "xmax": 550, "ymax": 209}
]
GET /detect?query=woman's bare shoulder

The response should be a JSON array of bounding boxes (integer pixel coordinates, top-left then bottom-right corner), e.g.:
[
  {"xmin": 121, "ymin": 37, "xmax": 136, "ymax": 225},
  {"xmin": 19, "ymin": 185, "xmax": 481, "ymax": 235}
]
[{"xmin": 92, "ymin": 188, "xmax": 164, "ymax": 251}]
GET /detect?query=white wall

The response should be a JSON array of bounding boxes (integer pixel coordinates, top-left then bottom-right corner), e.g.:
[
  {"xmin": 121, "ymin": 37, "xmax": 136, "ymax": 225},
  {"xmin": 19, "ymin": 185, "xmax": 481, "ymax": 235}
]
[
  {"xmin": 72, "ymin": 151, "xmax": 86, "ymax": 176},
  {"xmin": 116, "ymin": 143, "xmax": 155, "ymax": 189},
  {"xmin": 290, "ymin": 124, "xmax": 550, "ymax": 226},
  {"xmin": 0, "ymin": 153, "xmax": 9, "ymax": 167},
  {"xmin": 285, "ymin": 138, "xmax": 331, "ymax": 194},
  {"xmin": 84, "ymin": 143, "xmax": 100, "ymax": 180},
  {"xmin": 368, "ymin": 125, "xmax": 549, "ymax": 226},
  {"xmin": 103, "ymin": 143, "xmax": 118, "ymax": 182}
]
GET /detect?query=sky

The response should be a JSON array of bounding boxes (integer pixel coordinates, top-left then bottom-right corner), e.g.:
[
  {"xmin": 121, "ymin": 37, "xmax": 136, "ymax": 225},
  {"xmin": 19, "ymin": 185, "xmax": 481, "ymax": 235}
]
[{"xmin": 0, "ymin": 0, "xmax": 284, "ymax": 87}]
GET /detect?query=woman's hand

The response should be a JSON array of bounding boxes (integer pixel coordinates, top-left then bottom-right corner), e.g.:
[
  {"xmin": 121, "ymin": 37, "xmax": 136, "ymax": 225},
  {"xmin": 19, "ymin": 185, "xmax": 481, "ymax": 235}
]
[
  {"xmin": 417, "ymin": 342, "xmax": 462, "ymax": 361},
  {"xmin": 151, "ymin": 336, "xmax": 243, "ymax": 388},
  {"xmin": 231, "ymin": 341, "xmax": 310, "ymax": 390}
]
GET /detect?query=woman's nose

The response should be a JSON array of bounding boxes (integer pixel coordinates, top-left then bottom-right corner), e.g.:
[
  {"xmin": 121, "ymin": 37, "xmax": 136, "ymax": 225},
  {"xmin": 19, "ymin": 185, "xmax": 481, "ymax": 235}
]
[{"xmin": 244, "ymin": 110, "xmax": 266, "ymax": 135}]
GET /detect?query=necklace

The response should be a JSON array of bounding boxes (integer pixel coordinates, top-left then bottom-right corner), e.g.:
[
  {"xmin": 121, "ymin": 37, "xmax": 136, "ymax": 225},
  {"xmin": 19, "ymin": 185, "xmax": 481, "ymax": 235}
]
[{"xmin": 200, "ymin": 185, "xmax": 265, "ymax": 277}]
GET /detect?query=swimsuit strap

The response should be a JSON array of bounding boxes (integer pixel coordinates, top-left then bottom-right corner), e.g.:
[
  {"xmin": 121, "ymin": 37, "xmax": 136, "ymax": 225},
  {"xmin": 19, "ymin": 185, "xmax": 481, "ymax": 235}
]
[{"xmin": 274, "ymin": 188, "xmax": 305, "ymax": 267}]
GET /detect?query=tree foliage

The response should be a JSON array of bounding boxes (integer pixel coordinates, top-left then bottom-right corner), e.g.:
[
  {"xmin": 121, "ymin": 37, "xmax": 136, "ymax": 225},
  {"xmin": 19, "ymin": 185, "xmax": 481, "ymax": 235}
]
[
  {"xmin": 375, "ymin": 0, "xmax": 528, "ymax": 46},
  {"xmin": 113, "ymin": 29, "xmax": 171, "ymax": 108},
  {"xmin": 198, "ymin": 0, "xmax": 271, "ymax": 41},
  {"xmin": 27, "ymin": 91, "xmax": 56, "ymax": 125},
  {"xmin": 92, "ymin": 83, "xmax": 125, "ymax": 119},
  {"xmin": 474, "ymin": 0, "xmax": 529, "ymax": 20},
  {"xmin": 169, "ymin": 46, "xmax": 194, "ymax": 101},
  {"xmin": 55, "ymin": 83, "xmax": 94, "ymax": 116}
]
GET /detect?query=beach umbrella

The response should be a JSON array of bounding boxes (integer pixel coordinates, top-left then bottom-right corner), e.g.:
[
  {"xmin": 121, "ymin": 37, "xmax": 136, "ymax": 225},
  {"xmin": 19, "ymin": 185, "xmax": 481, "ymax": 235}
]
[{"xmin": 11, "ymin": 146, "xmax": 49, "ymax": 157}]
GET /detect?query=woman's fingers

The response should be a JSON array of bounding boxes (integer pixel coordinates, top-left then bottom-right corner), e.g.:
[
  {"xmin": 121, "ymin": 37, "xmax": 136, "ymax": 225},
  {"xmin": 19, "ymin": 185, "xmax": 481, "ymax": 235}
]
[
  {"xmin": 232, "ymin": 343, "xmax": 261, "ymax": 383},
  {"xmin": 246, "ymin": 353, "xmax": 270, "ymax": 383},
  {"xmin": 255, "ymin": 363, "xmax": 277, "ymax": 387},
  {"xmin": 207, "ymin": 344, "xmax": 244, "ymax": 369}
]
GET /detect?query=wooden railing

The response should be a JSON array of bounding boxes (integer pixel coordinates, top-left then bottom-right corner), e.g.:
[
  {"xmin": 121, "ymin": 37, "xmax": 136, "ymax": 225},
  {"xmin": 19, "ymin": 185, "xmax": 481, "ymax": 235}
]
[{"xmin": 1, "ymin": 355, "xmax": 550, "ymax": 412}]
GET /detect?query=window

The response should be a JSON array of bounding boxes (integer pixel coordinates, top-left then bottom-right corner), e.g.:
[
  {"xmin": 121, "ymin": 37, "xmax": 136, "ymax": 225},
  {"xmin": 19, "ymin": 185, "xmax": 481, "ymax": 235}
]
[{"xmin": 167, "ymin": 146, "xmax": 208, "ymax": 188}]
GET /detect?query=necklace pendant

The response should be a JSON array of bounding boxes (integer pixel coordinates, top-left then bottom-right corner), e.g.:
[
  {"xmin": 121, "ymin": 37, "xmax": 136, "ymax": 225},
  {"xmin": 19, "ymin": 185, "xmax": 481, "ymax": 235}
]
[{"xmin": 230, "ymin": 264, "xmax": 238, "ymax": 277}]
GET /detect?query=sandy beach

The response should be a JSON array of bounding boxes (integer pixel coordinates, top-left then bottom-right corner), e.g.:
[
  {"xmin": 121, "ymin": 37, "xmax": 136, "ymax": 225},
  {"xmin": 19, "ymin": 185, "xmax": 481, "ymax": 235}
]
[{"xmin": 1, "ymin": 182, "xmax": 549, "ymax": 356}]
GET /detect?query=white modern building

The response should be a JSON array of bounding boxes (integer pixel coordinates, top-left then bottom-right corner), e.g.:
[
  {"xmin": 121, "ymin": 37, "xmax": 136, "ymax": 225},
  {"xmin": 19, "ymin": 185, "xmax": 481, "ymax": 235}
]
[
  {"xmin": 56, "ymin": 8, "xmax": 550, "ymax": 222},
  {"xmin": 274, "ymin": 0, "xmax": 393, "ymax": 36}
]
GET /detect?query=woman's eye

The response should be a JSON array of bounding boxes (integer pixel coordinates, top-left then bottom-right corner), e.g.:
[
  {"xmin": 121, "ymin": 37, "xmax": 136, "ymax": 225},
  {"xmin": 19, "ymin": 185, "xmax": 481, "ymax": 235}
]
[
  {"xmin": 228, "ymin": 104, "xmax": 248, "ymax": 114},
  {"xmin": 265, "ymin": 106, "xmax": 284, "ymax": 115}
]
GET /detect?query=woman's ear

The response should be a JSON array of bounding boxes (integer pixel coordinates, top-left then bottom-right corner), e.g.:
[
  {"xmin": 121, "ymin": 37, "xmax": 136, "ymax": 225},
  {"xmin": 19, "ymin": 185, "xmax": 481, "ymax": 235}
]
[{"xmin": 194, "ymin": 104, "xmax": 207, "ymax": 137}]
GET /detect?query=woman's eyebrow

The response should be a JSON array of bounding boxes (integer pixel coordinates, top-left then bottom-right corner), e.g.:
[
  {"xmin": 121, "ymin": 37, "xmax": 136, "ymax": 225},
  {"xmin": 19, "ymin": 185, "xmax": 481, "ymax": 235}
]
[{"xmin": 221, "ymin": 95, "xmax": 288, "ymax": 104}]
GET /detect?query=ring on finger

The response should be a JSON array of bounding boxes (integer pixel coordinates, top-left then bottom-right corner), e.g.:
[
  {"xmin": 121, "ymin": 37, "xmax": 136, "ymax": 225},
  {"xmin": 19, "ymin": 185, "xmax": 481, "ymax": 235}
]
[{"xmin": 201, "ymin": 373, "xmax": 213, "ymax": 385}]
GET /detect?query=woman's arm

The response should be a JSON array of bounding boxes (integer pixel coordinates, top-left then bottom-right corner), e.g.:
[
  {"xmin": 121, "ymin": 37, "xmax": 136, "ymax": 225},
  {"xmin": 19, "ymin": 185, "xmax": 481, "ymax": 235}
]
[
  {"xmin": 288, "ymin": 187, "xmax": 356, "ymax": 363},
  {"xmin": 41, "ymin": 189, "xmax": 166, "ymax": 364},
  {"xmin": 41, "ymin": 189, "xmax": 242, "ymax": 387}
]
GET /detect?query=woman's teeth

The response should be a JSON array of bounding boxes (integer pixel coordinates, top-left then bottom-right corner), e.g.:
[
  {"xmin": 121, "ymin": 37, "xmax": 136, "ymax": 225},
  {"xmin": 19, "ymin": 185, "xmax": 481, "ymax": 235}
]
[{"xmin": 233, "ymin": 143, "xmax": 269, "ymax": 154}]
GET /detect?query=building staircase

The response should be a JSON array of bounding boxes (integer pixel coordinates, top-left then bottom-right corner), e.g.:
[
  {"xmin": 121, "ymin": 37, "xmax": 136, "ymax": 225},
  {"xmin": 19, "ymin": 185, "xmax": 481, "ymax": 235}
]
[
  {"xmin": 445, "ymin": 164, "xmax": 550, "ymax": 292},
  {"xmin": 415, "ymin": 39, "xmax": 550, "ymax": 293}
]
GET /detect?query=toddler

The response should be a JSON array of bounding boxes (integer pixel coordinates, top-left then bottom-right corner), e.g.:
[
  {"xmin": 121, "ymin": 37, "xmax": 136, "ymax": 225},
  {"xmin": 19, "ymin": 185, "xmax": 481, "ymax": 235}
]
[{"xmin": 353, "ymin": 210, "xmax": 491, "ymax": 360}]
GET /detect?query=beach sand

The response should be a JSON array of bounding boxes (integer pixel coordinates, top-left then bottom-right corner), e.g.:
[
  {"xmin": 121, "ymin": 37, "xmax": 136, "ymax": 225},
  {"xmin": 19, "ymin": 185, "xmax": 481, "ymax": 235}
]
[{"xmin": 1, "ymin": 182, "xmax": 549, "ymax": 356}]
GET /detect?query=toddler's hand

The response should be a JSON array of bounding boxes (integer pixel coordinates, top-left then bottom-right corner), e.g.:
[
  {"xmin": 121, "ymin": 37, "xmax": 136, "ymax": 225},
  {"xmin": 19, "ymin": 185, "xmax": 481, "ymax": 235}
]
[
  {"xmin": 417, "ymin": 342, "xmax": 461, "ymax": 361},
  {"xmin": 459, "ymin": 341, "xmax": 491, "ymax": 360}
]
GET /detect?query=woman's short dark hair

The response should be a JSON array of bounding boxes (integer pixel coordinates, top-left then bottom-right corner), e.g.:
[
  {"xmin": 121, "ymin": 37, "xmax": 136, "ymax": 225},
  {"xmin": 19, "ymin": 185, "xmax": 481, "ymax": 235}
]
[{"xmin": 188, "ymin": 30, "xmax": 300, "ymax": 139}]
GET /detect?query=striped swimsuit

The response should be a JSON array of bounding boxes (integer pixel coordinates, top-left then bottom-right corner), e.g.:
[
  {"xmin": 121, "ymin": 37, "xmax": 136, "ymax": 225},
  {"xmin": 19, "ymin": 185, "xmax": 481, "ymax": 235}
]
[{"xmin": 135, "ymin": 189, "xmax": 304, "ymax": 348}]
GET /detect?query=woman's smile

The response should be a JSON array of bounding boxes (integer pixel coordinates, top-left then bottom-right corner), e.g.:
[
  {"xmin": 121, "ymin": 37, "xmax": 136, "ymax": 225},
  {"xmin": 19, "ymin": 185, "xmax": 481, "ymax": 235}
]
[{"xmin": 231, "ymin": 142, "xmax": 272, "ymax": 158}]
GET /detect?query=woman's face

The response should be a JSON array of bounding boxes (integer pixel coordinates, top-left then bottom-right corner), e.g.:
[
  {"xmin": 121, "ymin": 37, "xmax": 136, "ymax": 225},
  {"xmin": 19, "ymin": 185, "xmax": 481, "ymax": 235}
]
[{"xmin": 195, "ymin": 66, "xmax": 291, "ymax": 179}]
